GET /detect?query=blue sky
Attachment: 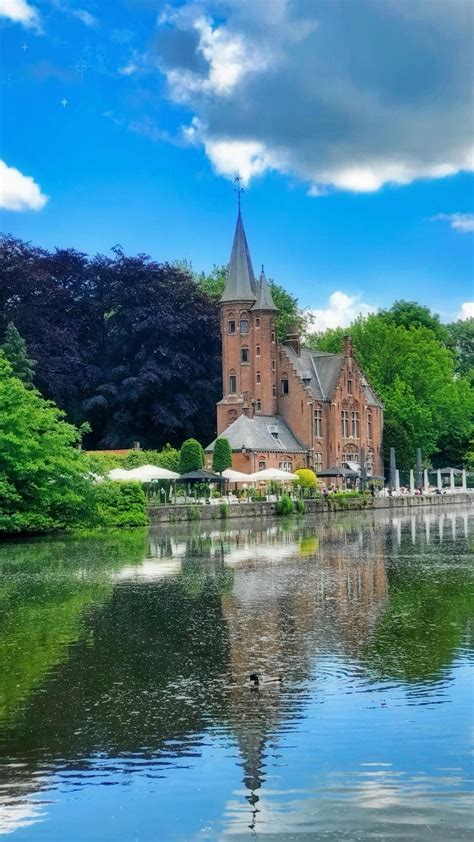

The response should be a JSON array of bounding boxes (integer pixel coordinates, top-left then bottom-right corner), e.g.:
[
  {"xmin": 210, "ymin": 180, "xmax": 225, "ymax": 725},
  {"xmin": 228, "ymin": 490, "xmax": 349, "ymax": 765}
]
[{"xmin": 0, "ymin": 0, "xmax": 473, "ymax": 329}]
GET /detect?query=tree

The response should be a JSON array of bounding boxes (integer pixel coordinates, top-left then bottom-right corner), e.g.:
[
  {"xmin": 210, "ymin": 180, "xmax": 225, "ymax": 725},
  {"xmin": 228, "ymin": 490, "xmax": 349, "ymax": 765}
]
[
  {"xmin": 0, "ymin": 353, "xmax": 92, "ymax": 533},
  {"xmin": 307, "ymin": 313, "xmax": 473, "ymax": 471},
  {"xmin": 447, "ymin": 318, "xmax": 474, "ymax": 381},
  {"xmin": 1, "ymin": 321, "xmax": 36, "ymax": 386},
  {"xmin": 0, "ymin": 237, "xmax": 222, "ymax": 449},
  {"xmin": 212, "ymin": 438, "xmax": 232, "ymax": 473},
  {"xmin": 179, "ymin": 438, "xmax": 204, "ymax": 473}
]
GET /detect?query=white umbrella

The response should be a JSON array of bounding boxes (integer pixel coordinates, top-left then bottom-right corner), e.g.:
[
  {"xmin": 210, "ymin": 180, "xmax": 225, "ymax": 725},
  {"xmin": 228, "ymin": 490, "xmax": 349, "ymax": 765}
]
[
  {"xmin": 221, "ymin": 468, "xmax": 254, "ymax": 482},
  {"xmin": 108, "ymin": 468, "xmax": 134, "ymax": 480},
  {"xmin": 248, "ymin": 467, "xmax": 298, "ymax": 481},
  {"xmin": 126, "ymin": 464, "xmax": 180, "ymax": 481}
]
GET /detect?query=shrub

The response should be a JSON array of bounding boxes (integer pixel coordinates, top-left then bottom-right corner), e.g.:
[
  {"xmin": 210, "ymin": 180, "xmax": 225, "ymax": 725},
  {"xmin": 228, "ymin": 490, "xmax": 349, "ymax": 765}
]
[
  {"xmin": 219, "ymin": 502, "xmax": 229, "ymax": 519},
  {"xmin": 179, "ymin": 438, "xmax": 204, "ymax": 473},
  {"xmin": 186, "ymin": 505, "xmax": 201, "ymax": 521},
  {"xmin": 294, "ymin": 469, "xmax": 317, "ymax": 489},
  {"xmin": 89, "ymin": 481, "xmax": 148, "ymax": 528},
  {"xmin": 294, "ymin": 499, "xmax": 305, "ymax": 514},
  {"xmin": 212, "ymin": 437, "xmax": 232, "ymax": 473},
  {"xmin": 275, "ymin": 494, "xmax": 295, "ymax": 515}
]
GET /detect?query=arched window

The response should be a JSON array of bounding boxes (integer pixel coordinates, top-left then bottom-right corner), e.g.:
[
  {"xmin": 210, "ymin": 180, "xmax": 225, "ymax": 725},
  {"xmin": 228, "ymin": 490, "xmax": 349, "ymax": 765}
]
[
  {"xmin": 314, "ymin": 451, "xmax": 322, "ymax": 472},
  {"xmin": 255, "ymin": 317, "xmax": 260, "ymax": 328},
  {"xmin": 256, "ymin": 371, "xmax": 261, "ymax": 384},
  {"xmin": 256, "ymin": 344, "xmax": 261, "ymax": 357},
  {"xmin": 341, "ymin": 409, "xmax": 349, "ymax": 437},
  {"xmin": 258, "ymin": 460, "xmax": 266, "ymax": 471},
  {"xmin": 240, "ymin": 312, "xmax": 249, "ymax": 334},
  {"xmin": 229, "ymin": 369, "xmax": 237, "ymax": 394}
]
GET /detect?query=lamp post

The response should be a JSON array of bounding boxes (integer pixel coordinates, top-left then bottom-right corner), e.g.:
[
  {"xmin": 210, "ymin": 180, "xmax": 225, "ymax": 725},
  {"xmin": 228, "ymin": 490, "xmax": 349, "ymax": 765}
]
[{"xmin": 415, "ymin": 448, "xmax": 423, "ymax": 492}]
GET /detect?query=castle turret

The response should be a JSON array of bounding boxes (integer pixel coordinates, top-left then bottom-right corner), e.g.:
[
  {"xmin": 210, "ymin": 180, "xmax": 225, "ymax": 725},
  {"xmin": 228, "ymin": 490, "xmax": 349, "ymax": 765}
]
[{"xmin": 217, "ymin": 213, "xmax": 278, "ymax": 433}]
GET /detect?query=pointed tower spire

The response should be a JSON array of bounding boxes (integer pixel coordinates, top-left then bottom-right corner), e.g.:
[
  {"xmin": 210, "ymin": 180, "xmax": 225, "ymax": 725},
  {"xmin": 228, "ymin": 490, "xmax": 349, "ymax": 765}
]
[
  {"xmin": 220, "ymin": 210, "xmax": 257, "ymax": 303},
  {"xmin": 252, "ymin": 264, "xmax": 278, "ymax": 311}
]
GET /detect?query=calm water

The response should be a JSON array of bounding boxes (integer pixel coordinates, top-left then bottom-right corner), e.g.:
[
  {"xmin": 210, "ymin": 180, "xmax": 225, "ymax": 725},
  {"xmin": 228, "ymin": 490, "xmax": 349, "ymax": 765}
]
[{"xmin": 0, "ymin": 507, "xmax": 472, "ymax": 841}]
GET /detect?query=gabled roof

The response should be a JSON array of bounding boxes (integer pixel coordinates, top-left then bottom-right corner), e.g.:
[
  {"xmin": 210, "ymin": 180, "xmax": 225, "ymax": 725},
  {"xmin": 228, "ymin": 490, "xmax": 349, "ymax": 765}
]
[
  {"xmin": 206, "ymin": 414, "xmax": 306, "ymax": 453},
  {"xmin": 251, "ymin": 266, "xmax": 278, "ymax": 312},
  {"xmin": 220, "ymin": 211, "xmax": 257, "ymax": 303},
  {"xmin": 285, "ymin": 346, "xmax": 383, "ymax": 407}
]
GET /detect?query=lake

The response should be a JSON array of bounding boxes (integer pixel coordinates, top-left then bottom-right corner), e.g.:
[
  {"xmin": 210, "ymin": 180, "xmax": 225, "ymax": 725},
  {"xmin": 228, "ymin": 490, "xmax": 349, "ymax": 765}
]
[{"xmin": 0, "ymin": 506, "xmax": 472, "ymax": 841}]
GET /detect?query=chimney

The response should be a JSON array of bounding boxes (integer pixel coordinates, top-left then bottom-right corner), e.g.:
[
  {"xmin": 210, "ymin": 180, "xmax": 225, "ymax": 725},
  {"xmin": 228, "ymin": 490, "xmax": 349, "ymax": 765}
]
[
  {"xmin": 283, "ymin": 323, "xmax": 301, "ymax": 356},
  {"xmin": 343, "ymin": 335, "xmax": 353, "ymax": 357}
]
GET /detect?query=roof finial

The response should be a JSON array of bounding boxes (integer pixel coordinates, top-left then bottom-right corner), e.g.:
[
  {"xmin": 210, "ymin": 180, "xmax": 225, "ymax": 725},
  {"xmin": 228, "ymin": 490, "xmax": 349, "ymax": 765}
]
[{"xmin": 234, "ymin": 173, "xmax": 244, "ymax": 211}]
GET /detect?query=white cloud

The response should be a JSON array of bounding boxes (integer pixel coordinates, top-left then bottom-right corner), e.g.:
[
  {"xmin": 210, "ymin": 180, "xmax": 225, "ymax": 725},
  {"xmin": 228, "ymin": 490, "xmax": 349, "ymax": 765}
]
[
  {"xmin": 0, "ymin": 160, "xmax": 48, "ymax": 211},
  {"xmin": 71, "ymin": 8, "xmax": 98, "ymax": 27},
  {"xmin": 457, "ymin": 302, "xmax": 474, "ymax": 320},
  {"xmin": 0, "ymin": 0, "xmax": 40, "ymax": 29},
  {"xmin": 309, "ymin": 291, "xmax": 376, "ymax": 332},
  {"xmin": 431, "ymin": 213, "xmax": 474, "ymax": 233},
  {"xmin": 156, "ymin": 13, "xmax": 270, "ymax": 103},
  {"xmin": 118, "ymin": 62, "xmax": 138, "ymax": 77},
  {"xmin": 153, "ymin": 0, "xmax": 474, "ymax": 192}
]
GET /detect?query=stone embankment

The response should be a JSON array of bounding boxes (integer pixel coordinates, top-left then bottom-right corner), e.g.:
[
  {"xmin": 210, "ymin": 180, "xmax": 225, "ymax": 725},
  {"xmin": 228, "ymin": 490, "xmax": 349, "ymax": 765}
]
[{"xmin": 147, "ymin": 492, "xmax": 472, "ymax": 525}]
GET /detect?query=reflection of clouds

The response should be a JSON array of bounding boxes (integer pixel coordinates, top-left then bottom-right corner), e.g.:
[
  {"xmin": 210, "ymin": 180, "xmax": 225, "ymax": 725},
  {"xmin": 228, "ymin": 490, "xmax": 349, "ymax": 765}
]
[
  {"xmin": 0, "ymin": 792, "xmax": 46, "ymax": 836},
  {"xmin": 221, "ymin": 766, "xmax": 473, "ymax": 838},
  {"xmin": 113, "ymin": 560, "xmax": 182, "ymax": 581}
]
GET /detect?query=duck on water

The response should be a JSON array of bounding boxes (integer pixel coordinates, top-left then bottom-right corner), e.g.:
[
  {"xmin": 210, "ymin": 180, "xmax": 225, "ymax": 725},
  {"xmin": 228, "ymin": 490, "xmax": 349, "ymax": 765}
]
[{"xmin": 249, "ymin": 672, "xmax": 283, "ymax": 688}]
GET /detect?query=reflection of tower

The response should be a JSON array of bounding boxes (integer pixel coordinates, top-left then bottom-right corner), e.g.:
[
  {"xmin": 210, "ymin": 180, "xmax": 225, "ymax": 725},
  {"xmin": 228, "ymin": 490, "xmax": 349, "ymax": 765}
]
[{"xmin": 218, "ymin": 518, "xmax": 389, "ymax": 833}]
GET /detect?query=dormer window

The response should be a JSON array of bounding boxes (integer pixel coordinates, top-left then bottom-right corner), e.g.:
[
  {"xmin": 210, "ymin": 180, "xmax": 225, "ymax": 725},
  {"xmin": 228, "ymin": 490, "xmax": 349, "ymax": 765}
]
[{"xmin": 240, "ymin": 319, "xmax": 249, "ymax": 334}]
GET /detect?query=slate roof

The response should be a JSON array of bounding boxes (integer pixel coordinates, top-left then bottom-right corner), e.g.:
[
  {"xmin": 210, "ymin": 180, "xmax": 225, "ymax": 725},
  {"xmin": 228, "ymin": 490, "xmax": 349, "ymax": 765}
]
[
  {"xmin": 285, "ymin": 346, "xmax": 383, "ymax": 407},
  {"xmin": 206, "ymin": 414, "xmax": 306, "ymax": 453},
  {"xmin": 220, "ymin": 211, "xmax": 257, "ymax": 302},
  {"xmin": 251, "ymin": 266, "xmax": 278, "ymax": 312}
]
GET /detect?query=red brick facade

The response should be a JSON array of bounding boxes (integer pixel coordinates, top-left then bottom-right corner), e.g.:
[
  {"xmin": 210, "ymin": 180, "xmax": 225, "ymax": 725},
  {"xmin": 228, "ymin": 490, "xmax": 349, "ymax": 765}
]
[{"xmin": 213, "ymin": 213, "xmax": 384, "ymax": 476}]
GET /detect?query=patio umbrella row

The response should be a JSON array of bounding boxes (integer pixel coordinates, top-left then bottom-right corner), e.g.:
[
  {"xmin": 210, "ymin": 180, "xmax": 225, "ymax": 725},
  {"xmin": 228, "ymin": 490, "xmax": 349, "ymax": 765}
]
[{"xmin": 107, "ymin": 465, "xmax": 298, "ymax": 483}]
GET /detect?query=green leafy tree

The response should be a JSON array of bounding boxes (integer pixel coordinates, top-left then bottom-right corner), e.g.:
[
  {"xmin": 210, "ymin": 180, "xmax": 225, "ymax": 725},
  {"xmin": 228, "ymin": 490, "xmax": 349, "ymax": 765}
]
[
  {"xmin": 179, "ymin": 438, "xmax": 204, "ymax": 473},
  {"xmin": 307, "ymin": 312, "xmax": 473, "ymax": 471},
  {"xmin": 0, "ymin": 353, "xmax": 92, "ymax": 533},
  {"xmin": 447, "ymin": 317, "xmax": 474, "ymax": 381},
  {"xmin": 212, "ymin": 438, "xmax": 232, "ymax": 473},
  {"xmin": 2, "ymin": 321, "xmax": 36, "ymax": 386}
]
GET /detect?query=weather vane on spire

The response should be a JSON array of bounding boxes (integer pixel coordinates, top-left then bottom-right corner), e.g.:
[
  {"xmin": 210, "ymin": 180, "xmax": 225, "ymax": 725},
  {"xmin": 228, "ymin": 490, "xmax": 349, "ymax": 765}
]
[{"xmin": 234, "ymin": 173, "xmax": 244, "ymax": 211}]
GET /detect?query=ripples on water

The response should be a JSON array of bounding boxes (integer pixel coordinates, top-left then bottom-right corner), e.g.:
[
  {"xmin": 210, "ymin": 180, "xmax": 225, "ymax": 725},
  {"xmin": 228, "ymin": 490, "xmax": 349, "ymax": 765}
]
[{"xmin": 0, "ymin": 507, "xmax": 472, "ymax": 840}]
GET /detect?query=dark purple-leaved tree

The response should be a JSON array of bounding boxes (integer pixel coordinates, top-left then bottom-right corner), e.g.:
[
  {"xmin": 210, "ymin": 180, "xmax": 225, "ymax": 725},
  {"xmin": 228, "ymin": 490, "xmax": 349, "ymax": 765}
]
[{"xmin": 0, "ymin": 236, "xmax": 222, "ymax": 448}]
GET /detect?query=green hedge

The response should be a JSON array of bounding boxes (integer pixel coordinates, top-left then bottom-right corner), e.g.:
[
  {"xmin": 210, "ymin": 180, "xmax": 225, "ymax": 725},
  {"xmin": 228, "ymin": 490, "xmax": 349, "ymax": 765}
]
[{"xmin": 90, "ymin": 481, "xmax": 148, "ymax": 528}]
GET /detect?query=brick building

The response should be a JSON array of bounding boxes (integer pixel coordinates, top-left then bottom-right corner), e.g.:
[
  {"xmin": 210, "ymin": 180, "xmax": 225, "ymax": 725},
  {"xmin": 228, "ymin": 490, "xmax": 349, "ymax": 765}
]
[{"xmin": 206, "ymin": 209, "xmax": 383, "ymax": 476}]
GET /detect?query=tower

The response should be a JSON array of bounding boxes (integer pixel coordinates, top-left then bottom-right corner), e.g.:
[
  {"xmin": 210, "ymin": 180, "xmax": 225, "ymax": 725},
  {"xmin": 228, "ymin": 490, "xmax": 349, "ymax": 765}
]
[{"xmin": 216, "ymin": 205, "xmax": 278, "ymax": 435}]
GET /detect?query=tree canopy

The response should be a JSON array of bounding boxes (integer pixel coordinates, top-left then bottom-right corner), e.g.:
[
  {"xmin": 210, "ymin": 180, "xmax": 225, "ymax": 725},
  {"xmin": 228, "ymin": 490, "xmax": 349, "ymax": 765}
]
[
  {"xmin": 0, "ymin": 237, "xmax": 221, "ymax": 450},
  {"xmin": 2, "ymin": 321, "xmax": 36, "ymax": 386},
  {"xmin": 0, "ymin": 353, "xmax": 90, "ymax": 533},
  {"xmin": 307, "ymin": 302, "xmax": 473, "ymax": 471},
  {"xmin": 179, "ymin": 438, "xmax": 204, "ymax": 473},
  {"xmin": 212, "ymin": 438, "xmax": 232, "ymax": 474}
]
